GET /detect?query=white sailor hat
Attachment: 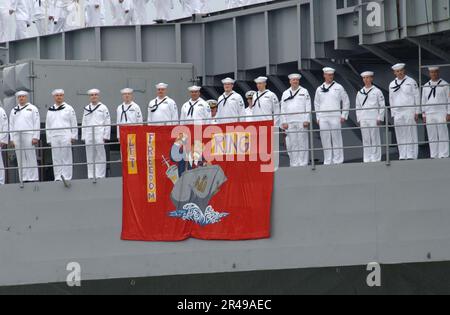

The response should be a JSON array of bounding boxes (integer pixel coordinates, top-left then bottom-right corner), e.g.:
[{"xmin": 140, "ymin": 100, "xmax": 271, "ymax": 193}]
[
  {"xmin": 207, "ymin": 99, "xmax": 218, "ymax": 108},
  {"xmin": 52, "ymin": 89, "xmax": 65, "ymax": 96},
  {"xmin": 322, "ymin": 67, "xmax": 336, "ymax": 74},
  {"xmin": 245, "ymin": 90, "xmax": 256, "ymax": 99},
  {"xmin": 391, "ymin": 63, "xmax": 406, "ymax": 71},
  {"xmin": 120, "ymin": 88, "xmax": 134, "ymax": 94},
  {"xmin": 288, "ymin": 73, "xmax": 302, "ymax": 80},
  {"xmin": 360, "ymin": 71, "xmax": 374, "ymax": 77},
  {"xmin": 87, "ymin": 88, "xmax": 100, "ymax": 95},
  {"xmin": 221, "ymin": 77, "xmax": 235, "ymax": 85},
  {"xmin": 15, "ymin": 91, "xmax": 29, "ymax": 97},
  {"xmin": 254, "ymin": 76, "xmax": 268, "ymax": 84},
  {"xmin": 428, "ymin": 66, "xmax": 440, "ymax": 71},
  {"xmin": 155, "ymin": 83, "xmax": 168, "ymax": 89},
  {"xmin": 188, "ymin": 85, "xmax": 202, "ymax": 92}
]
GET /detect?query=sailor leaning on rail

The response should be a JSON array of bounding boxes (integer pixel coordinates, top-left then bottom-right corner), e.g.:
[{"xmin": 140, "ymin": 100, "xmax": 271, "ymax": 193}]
[
  {"xmin": 389, "ymin": 63, "xmax": 421, "ymax": 161},
  {"xmin": 148, "ymin": 83, "xmax": 179, "ymax": 126},
  {"xmin": 81, "ymin": 89, "xmax": 111, "ymax": 180},
  {"xmin": 314, "ymin": 67, "xmax": 351, "ymax": 166},
  {"xmin": 45, "ymin": 89, "xmax": 78, "ymax": 181},
  {"xmin": 422, "ymin": 66, "xmax": 450, "ymax": 159},
  {"xmin": 356, "ymin": 71, "xmax": 386, "ymax": 163}
]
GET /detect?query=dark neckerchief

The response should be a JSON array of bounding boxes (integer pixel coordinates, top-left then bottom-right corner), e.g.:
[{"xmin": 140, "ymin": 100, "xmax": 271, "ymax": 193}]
[
  {"xmin": 14, "ymin": 104, "xmax": 29, "ymax": 115},
  {"xmin": 428, "ymin": 80, "xmax": 443, "ymax": 100},
  {"xmin": 283, "ymin": 88, "xmax": 301, "ymax": 102},
  {"xmin": 218, "ymin": 92, "xmax": 234, "ymax": 107},
  {"xmin": 321, "ymin": 81, "xmax": 336, "ymax": 93},
  {"xmin": 187, "ymin": 100, "xmax": 200, "ymax": 117},
  {"xmin": 150, "ymin": 97, "xmax": 168, "ymax": 113},
  {"xmin": 120, "ymin": 103, "xmax": 134, "ymax": 122},
  {"xmin": 359, "ymin": 87, "xmax": 374, "ymax": 107},
  {"xmin": 391, "ymin": 78, "xmax": 407, "ymax": 93},
  {"xmin": 48, "ymin": 103, "xmax": 66, "ymax": 112},
  {"xmin": 84, "ymin": 103, "xmax": 101, "ymax": 116},
  {"xmin": 254, "ymin": 91, "xmax": 269, "ymax": 108}
]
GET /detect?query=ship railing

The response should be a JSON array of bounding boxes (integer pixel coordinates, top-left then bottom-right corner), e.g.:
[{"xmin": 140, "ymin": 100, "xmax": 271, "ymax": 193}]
[{"xmin": 0, "ymin": 101, "xmax": 449, "ymax": 186}]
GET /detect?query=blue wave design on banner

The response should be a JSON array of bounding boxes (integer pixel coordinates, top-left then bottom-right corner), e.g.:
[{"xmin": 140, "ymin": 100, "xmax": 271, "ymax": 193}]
[{"xmin": 169, "ymin": 203, "xmax": 229, "ymax": 226}]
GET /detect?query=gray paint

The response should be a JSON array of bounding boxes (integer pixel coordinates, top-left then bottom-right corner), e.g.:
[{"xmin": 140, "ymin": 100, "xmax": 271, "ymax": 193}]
[{"xmin": 1, "ymin": 159, "xmax": 450, "ymax": 286}]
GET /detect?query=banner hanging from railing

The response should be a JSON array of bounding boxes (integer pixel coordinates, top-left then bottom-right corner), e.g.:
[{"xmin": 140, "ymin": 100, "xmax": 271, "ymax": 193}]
[{"xmin": 120, "ymin": 121, "xmax": 274, "ymax": 241}]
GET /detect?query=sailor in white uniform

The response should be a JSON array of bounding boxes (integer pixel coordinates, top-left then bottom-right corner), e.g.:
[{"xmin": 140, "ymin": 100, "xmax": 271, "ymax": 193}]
[
  {"xmin": 422, "ymin": 66, "xmax": 450, "ymax": 159},
  {"xmin": 244, "ymin": 90, "xmax": 256, "ymax": 122},
  {"xmin": 81, "ymin": 89, "xmax": 111, "ymax": 179},
  {"xmin": 45, "ymin": 89, "xmax": 78, "ymax": 181},
  {"xmin": 9, "ymin": 91, "xmax": 40, "ymax": 182},
  {"xmin": 355, "ymin": 71, "xmax": 386, "ymax": 163},
  {"xmin": 110, "ymin": 0, "xmax": 132, "ymax": 25},
  {"xmin": 207, "ymin": 100, "xmax": 219, "ymax": 124},
  {"xmin": 148, "ymin": 83, "xmax": 179, "ymax": 126},
  {"xmin": 116, "ymin": 88, "xmax": 143, "ymax": 139},
  {"xmin": 280, "ymin": 73, "xmax": 311, "ymax": 167},
  {"xmin": 10, "ymin": 0, "xmax": 33, "ymax": 40},
  {"xmin": 0, "ymin": 103, "xmax": 8, "ymax": 185},
  {"xmin": 251, "ymin": 76, "xmax": 280, "ymax": 125},
  {"xmin": 153, "ymin": 0, "xmax": 173, "ymax": 21},
  {"xmin": 180, "ymin": 86, "xmax": 211, "ymax": 125},
  {"xmin": 32, "ymin": 0, "xmax": 49, "ymax": 36},
  {"xmin": 0, "ymin": 0, "xmax": 12, "ymax": 43},
  {"xmin": 314, "ymin": 67, "xmax": 350, "ymax": 165},
  {"xmin": 132, "ymin": 0, "xmax": 150, "ymax": 24},
  {"xmin": 216, "ymin": 77, "xmax": 246, "ymax": 124},
  {"xmin": 389, "ymin": 63, "xmax": 421, "ymax": 160},
  {"xmin": 84, "ymin": 0, "xmax": 104, "ymax": 27}
]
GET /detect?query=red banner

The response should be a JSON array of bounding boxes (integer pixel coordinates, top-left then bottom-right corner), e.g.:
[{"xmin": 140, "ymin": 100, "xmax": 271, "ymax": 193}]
[{"xmin": 120, "ymin": 121, "xmax": 274, "ymax": 241}]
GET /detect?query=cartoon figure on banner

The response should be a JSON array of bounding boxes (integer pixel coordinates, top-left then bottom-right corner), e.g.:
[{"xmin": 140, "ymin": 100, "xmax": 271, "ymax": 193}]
[{"xmin": 163, "ymin": 133, "xmax": 229, "ymax": 226}]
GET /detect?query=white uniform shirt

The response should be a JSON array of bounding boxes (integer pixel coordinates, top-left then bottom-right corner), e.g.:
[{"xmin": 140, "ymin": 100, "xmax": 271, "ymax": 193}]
[
  {"xmin": 116, "ymin": 102, "xmax": 143, "ymax": 138},
  {"xmin": 84, "ymin": 0, "xmax": 105, "ymax": 26},
  {"xmin": 180, "ymin": 98, "xmax": 211, "ymax": 124},
  {"xmin": 355, "ymin": 86, "xmax": 386, "ymax": 122},
  {"xmin": 9, "ymin": 103, "xmax": 41, "ymax": 139},
  {"xmin": 245, "ymin": 106, "xmax": 256, "ymax": 122},
  {"xmin": 389, "ymin": 75, "xmax": 421, "ymax": 118},
  {"xmin": 110, "ymin": 0, "xmax": 132, "ymax": 25},
  {"xmin": 280, "ymin": 86, "xmax": 311, "ymax": 126},
  {"xmin": 314, "ymin": 81, "xmax": 350, "ymax": 121},
  {"xmin": 216, "ymin": 91, "xmax": 246, "ymax": 123},
  {"xmin": 46, "ymin": 103, "xmax": 78, "ymax": 141},
  {"xmin": 10, "ymin": 0, "xmax": 32, "ymax": 21},
  {"xmin": 32, "ymin": 0, "xmax": 50, "ymax": 20},
  {"xmin": 251, "ymin": 89, "xmax": 280, "ymax": 125},
  {"xmin": 147, "ymin": 96, "xmax": 178, "ymax": 125},
  {"xmin": 422, "ymin": 79, "xmax": 450, "ymax": 116},
  {"xmin": 0, "ymin": 107, "xmax": 8, "ymax": 145},
  {"xmin": 81, "ymin": 103, "xmax": 111, "ymax": 141}
]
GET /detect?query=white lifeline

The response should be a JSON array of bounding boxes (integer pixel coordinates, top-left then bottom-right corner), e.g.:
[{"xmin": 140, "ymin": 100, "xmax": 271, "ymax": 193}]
[
  {"xmin": 216, "ymin": 91, "xmax": 246, "ymax": 123},
  {"xmin": 148, "ymin": 96, "xmax": 178, "ymax": 125},
  {"xmin": 355, "ymin": 86, "xmax": 386, "ymax": 163},
  {"xmin": 314, "ymin": 81, "xmax": 350, "ymax": 165},
  {"xmin": 116, "ymin": 101, "xmax": 143, "ymax": 138},
  {"xmin": 251, "ymin": 90, "xmax": 280, "ymax": 125},
  {"xmin": 46, "ymin": 103, "xmax": 78, "ymax": 181},
  {"xmin": 84, "ymin": 0, "xmax": 105, "ymax": 27},
  {"xmin": 180, "ymin": 98, "xmax": 211, "ymax": 124},
  {"xmin": 422, "ymin": 79, "xmax": 450, "ymax": 159},
  {"xmin": 9, "ymin": 102, "xmax": 41, "ymax": 182},
  {"xmin": 280, "ymin": 86, "xmax": 312, "ymax": 167},
  {"xmin": 81, "ymin": 102, "xmax": 111, "ymax": 179},
  {"xmin": 389, "ymin": 76, "xmax": 421, "ymax": 160},
  {"xmin": 0, "ymin": 106, "xmax": 8, "ymax": 185}
]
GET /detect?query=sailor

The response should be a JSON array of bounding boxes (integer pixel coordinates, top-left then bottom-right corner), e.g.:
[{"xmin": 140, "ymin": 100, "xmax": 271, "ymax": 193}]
[
  {"xmin": 356, "ymin": 71, "xmax": 386, "ymax": 163},
  {"xmin": 314, "ymin": 67, "xmax": 350, "ymax": 165},
  {"xmin": 180, "ymin": 0, "xmax": 207, "ymax": 15},
  {"xmin": 422, "ymin": 66, "xmax": 450, "ymax": 159},
  {"xmin": 180, "ymin": 86, "xmax": 211, "ymax": 124},
  {"xmin": 81, "ymin": 89, "xmax": 111, "ymax": 179},
  {"xmin": 389, "ymin": 63, "xmax": 421, "ymax": 160},
  {"xmin": 9, "ymin": 0, "xmax": 33, "ymax": 40},
  {"xmin": 45, "ymin": 89, "xmax": 78, "ymax": 181},
  {"xmin": 280, "ymin": 73, "xmax": 311, "ymax": 167},
  {"xmin": 251, "ymin": 76, "xmax": 280, "ymax": 125},
  {"xmin": 110, "ymin": 0, "xmax": 132, "ymax": 26},
  {"xmin": 9, "ymin": 91, "xmax": 40, "ymax": 182},
  {"xmin": 244, "ymin": 90, "xmax": 256, "ymax": 122},
  {"xmin": 116, "ymin": 88, "xmax": 143, "ymax": 139},
  {"xmin": 64, "ymin": 0, "xmax": 82, "ymax": 30},
  {"xmin": 216, "ymin": 78, "xmax": 246, "ymax": 124},
  {"xmin": 153, "ymin": 0, "xmax": 173, "ymax": 21},
  {"xmin": 132, "ymin": 0, "xmax": 150, "ymax": 25},
  {"xmin": 0, "ymin": 1, "xmax": 11, "ymax": 43},
  {"xmin": 0, "ymin": 102, "xmax": 8, "ymax": 185},
  {"xmin": 148, "ymin": 83, "xmax": 179, "ymax": 125},
  {"xmin": 32, "ymin": 0, "xmax": 50, "ymax": 36},
  {"xmin": 207, "ymin": 100, "xmax": 219, "ymax": 124},
  {"xmin": 52, "ymin": 0, "xmax": 80, "ymax": 33},
  {"xmin": 84, "ymin": 0, "xmax": 105, "ymax": 27}
]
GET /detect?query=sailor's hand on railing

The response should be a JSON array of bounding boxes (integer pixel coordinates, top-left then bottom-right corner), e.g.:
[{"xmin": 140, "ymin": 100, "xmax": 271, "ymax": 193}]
[
  {"xmin": 303, "ymin": 122, "xmax": 310, "ymax": 129},
  {"xmin": 103, "ymin": 139, "xmax": 109, "ymax": 144},
  {"xmin": 71, "ymin": 139, "xmax": 77, "ymax": 144},
  {"xmin": 340, "ymin": 118, "xmax": 346, "ymax": 124},
  {"xmin": 377, "ymin": 120, "xmax": 382, "ymax": 126},
  {"xmin": 32, "ymin": 139, "xmax": 39, "ymax": 146}
]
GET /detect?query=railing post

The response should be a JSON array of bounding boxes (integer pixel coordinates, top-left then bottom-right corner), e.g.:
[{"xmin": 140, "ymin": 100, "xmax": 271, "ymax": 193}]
[
  {"xmin": 18, "ymin": 131, "xmax": 24, "ymax": 188},
  {"xmin": 309, "ymin": 111, "xmax": 316, "ymax": 171},
  {"xmin": 91, "ymin": 126, "xmax": 97, "ymax": 183},
  {"xmin": 385, "ymin": 106, "xmax": 390, "ymax": 166}
]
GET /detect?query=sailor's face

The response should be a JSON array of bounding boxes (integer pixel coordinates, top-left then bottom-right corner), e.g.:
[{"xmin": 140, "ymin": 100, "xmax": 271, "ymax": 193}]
[
  {"xmin": 157, "ymin": 88, "xmax": 167, "ymax": 98},
  {"xmin": 211, "ymin": 107, "xmax": 218, "ymax": 117},
  {"xmin": 223, "ymin": 83, "xmax": 233, "ymax": 93},
  {"xmin": 324, "ymin": 73, "xmax": 334, "ymax": 83},
  {"xmin": 429, "ymin": 69, "xmax": 440, "ymax": 81},
  {"xmin": 247, "ymin": 98, "xmax": 253, "ymax": 107},
  {"xmin": 290, "ymin": 78, "xmax": 300, "ymax": 88},
  {"xmin": 122, "ymin": 92, "xmax": 133, "ymax": 104},
  {"xmin": 89, "ymin": 93, "xmax": 100, "ymax": 104},
  {"xmin": 363, "ymin": 76, "xmax": 374, "ymax": 86},
  {"xmin": 190, "ymin": 90, "xmax": 200, "ymax": 100},
  {"xmin": 256, "ymin": 82, "xmax": 266, "ymax": 91},
  {"xmin": 394, "ymin": 69, "xmax": 405, "ymax": 78},
  {"xmin": 53, "ymin": 94, "xmax": 65, "ymax": 104},
  {"xmin": 18, "ymin": 95, "xmax": 28, "ymax": 105}
]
